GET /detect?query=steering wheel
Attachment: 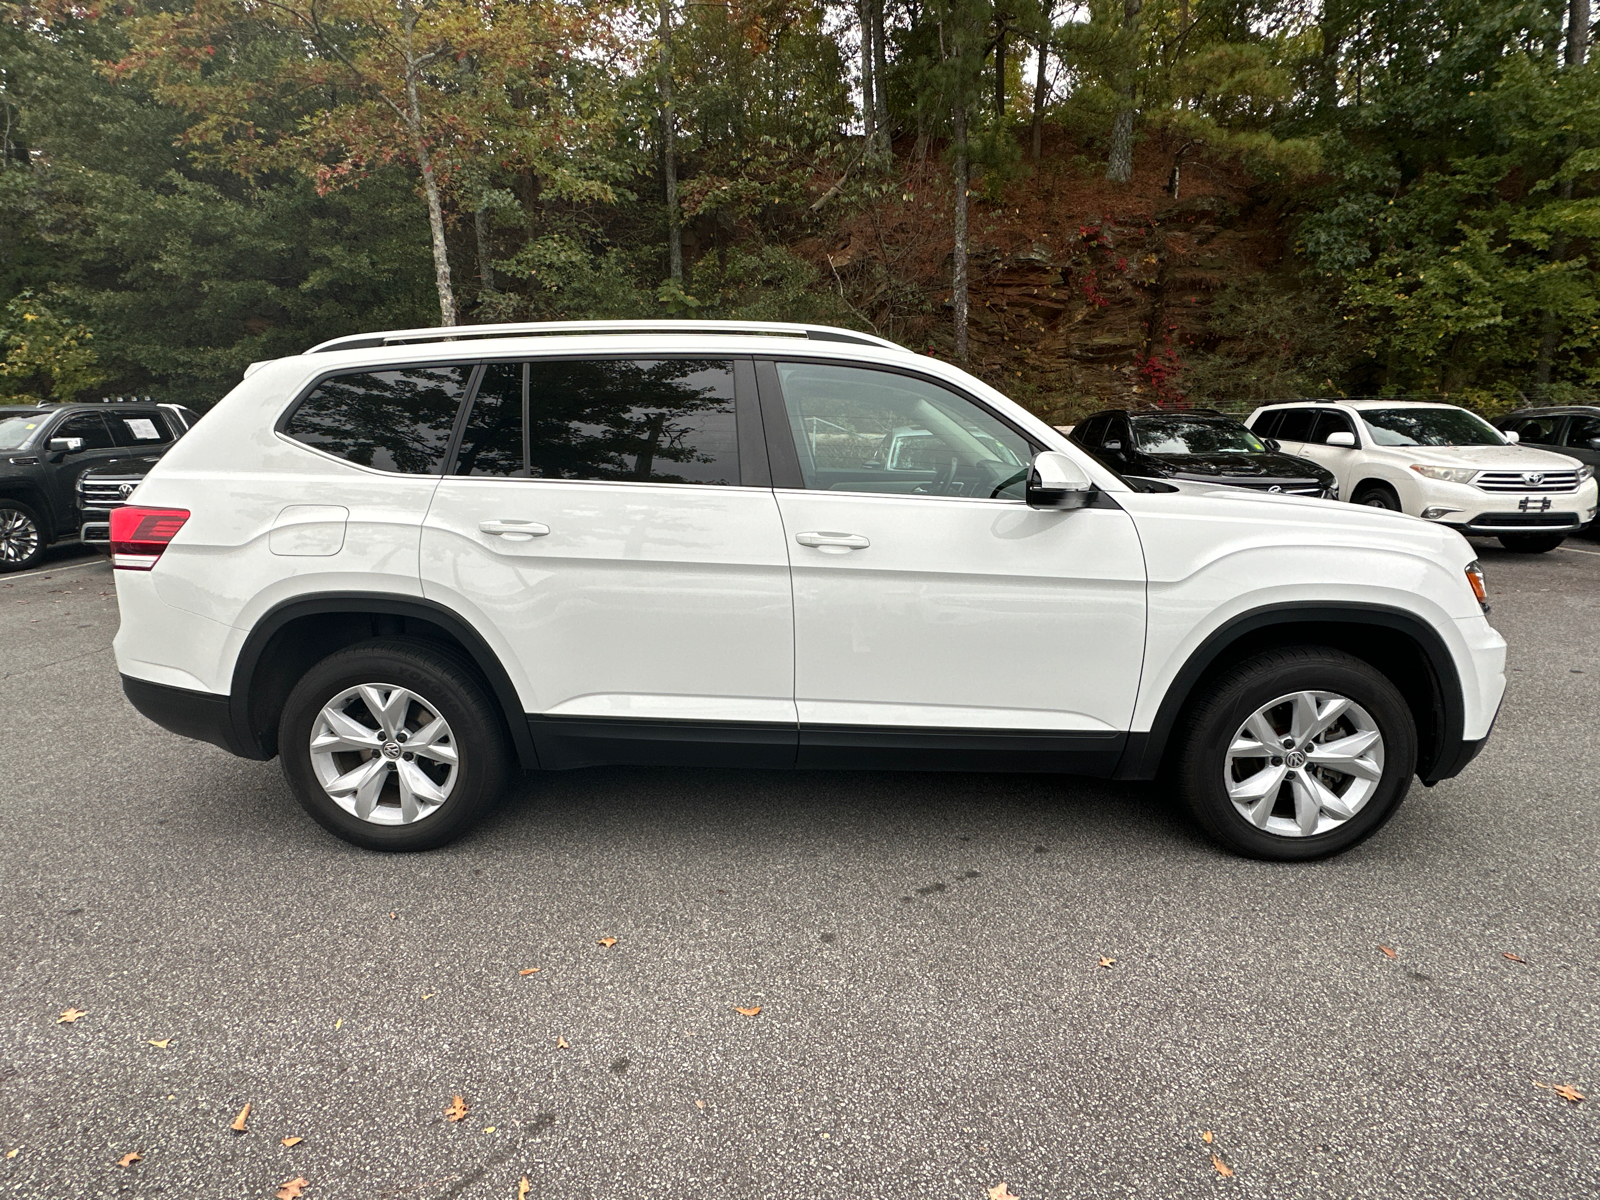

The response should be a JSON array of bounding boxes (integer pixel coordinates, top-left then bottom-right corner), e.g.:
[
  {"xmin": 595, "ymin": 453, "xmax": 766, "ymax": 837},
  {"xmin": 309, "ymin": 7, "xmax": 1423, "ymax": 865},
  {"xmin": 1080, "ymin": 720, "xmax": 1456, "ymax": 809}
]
[{"xmin": 927, "ymin": 455, "xmax": 959, "ymax": 495}]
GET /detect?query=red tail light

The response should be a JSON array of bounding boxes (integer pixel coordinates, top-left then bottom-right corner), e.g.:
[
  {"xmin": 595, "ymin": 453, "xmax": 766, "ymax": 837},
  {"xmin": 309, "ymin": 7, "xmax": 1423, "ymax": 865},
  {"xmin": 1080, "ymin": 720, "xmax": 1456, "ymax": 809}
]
[{"xmin": 110, "ymin": 506, "xmax": 190, "ymax": 570}]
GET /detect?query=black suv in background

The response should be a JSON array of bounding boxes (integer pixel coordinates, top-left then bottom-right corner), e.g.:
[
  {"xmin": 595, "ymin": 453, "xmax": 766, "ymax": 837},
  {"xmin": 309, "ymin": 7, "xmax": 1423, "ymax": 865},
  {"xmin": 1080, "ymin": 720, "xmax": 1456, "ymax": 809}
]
[
  {"xmin": 1494, "ymin": 406, "xmax": 1600, "ymax": 472},
  {"xmin": 0, "ymin": 401, "xmax": 197, "ymax": 572},
  {"xmin": 1070, "ymin": 409, "xmax": 1338, "ymax": 497}
]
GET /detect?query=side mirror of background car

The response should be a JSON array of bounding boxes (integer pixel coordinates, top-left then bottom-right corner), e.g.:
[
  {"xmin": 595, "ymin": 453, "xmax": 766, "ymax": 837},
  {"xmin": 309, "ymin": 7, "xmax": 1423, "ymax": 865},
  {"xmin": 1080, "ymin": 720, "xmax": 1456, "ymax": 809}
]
[
  {"xmin": 1324, "ymin": 431, "xmax": 1357, "ymax": 448},
  {"xmin": 1263, "ymin": 437, "xmax": 1282, "ymax": 452},
  {"xmin": 1027, "ymin": 451, "xmax": 1097, "ymax": 510},
  {"xmin": 48, "ymin": 437, "xmax": 85, "ymax": 456},
  {"xmin": 1502, "ymin": 429, "xmax": 1520, "ymax": 444},
  {"xmin": 1102, "ymin": 439, "xmax": 1123, "ymax": 452},
  {"xmin": 1588, "ymin": 438, "xmax": 1600, "ymax": 451}
]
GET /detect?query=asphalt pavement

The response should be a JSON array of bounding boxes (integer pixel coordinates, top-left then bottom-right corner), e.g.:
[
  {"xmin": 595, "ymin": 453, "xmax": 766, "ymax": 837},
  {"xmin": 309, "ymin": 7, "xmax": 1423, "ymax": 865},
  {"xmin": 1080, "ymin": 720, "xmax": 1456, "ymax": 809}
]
[{"xmin": 1, "ymin": 538, "xmax": 1596, "ymax": 1199}]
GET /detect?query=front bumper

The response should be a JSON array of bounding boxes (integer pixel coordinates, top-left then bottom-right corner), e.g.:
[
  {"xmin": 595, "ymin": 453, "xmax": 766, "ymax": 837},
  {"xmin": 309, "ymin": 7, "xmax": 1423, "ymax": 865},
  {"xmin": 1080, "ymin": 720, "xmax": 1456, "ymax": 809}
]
[
  {"xmin": 1420, "ymin": 477, "xmax": 1598, "ymax": 535},
  {"xmin": 1444, "ymin": 512, "xmax": 1591, "ymax": 536}
]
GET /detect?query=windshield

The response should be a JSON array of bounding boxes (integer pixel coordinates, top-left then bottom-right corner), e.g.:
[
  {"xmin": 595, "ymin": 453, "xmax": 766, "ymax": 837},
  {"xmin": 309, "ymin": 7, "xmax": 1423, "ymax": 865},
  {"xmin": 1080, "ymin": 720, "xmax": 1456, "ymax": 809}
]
[
  {"xmin": 1361, "ymin": 407, "xmax": 1503, "ymax": 447},
  {"xmin": 1134, "ymin": 418, "xmax": 1267, "ymax": 456},
  {"xmin": 0, "ymin": 413, "xmax": 47, "ymax": 451}
]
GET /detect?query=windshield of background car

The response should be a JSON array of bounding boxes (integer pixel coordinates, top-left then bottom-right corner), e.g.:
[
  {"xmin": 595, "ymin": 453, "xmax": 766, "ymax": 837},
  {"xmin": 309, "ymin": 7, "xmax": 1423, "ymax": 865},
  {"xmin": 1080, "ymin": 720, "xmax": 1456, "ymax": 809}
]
[
  {"xmin": 0, "ymin": 413, "xmax": 46, "ymax": 451},
  {"xmin": 1134, "ymin": 418, "xmax": 1267, "ymax": 455},
  {"xmin": 1362, "ymin": 407, "xmax": 1503, "ymax": 447}
]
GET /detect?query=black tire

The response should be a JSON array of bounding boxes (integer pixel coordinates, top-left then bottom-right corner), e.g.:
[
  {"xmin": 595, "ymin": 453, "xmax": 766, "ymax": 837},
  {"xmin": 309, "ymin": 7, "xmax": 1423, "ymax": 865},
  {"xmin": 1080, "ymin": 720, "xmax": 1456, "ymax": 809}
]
[
  {"xmin": 1173, "ymin": 646, "xmax": 1417, "ymax": 861},
  {"xmin": 278, "ymin": 638, "xmax": 512, "ymax": 851},
  {"xmin": 1497, "ymin": 532, "xmax": 1566, "ymax": 553},
  {"xmin": 1350, "ymin": 483, "xmax": 1401, "ymax": 511},
  {"xmin": 0, "ymin": 500, "xmax": 45, "ymax": 573}
]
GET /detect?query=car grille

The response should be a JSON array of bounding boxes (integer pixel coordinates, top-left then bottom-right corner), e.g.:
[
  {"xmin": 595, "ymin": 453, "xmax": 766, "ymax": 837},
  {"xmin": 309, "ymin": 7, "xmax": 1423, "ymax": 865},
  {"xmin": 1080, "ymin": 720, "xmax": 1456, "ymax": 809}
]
[
  {"xmin": 1473, "ymin": 469, "xmax": 1582, "ymax": 493},
  {"xmin": 1231, "ymin": 481, "xmax": 1329, "ymax": 496},
  {"xmin": 79, "ymin": 478, "xmax": 139, "ymax": 507}
]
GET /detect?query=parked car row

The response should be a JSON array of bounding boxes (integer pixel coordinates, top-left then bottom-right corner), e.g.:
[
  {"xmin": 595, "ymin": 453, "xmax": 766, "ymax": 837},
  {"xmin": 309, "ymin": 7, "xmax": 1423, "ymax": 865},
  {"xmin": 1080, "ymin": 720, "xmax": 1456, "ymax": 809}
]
[{"xmin": 1069, "ymin": 400, "xmax": 1600, "ymax": 553}]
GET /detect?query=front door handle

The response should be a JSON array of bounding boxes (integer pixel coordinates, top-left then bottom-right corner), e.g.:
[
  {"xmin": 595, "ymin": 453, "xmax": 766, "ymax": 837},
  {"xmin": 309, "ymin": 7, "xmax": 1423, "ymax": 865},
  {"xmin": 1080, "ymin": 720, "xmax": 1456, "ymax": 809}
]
[
  {"xmin": 480, "ymin": 519, "xmax": 551, "ymax": 542},
  {"xmin": 795, "ymin": 531, "xmax": 870, "ymax": 551}
]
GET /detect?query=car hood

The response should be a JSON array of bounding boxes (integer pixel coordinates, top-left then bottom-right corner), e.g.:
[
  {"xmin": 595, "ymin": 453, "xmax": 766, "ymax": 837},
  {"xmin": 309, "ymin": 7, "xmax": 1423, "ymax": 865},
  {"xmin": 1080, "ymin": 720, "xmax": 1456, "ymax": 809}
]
[
  {"xmin": 1152, "ymin": 478, "xmax": 1463, "ymax": 546},
  {"xmin": 1141, "ymin": 452, "xmax": 1331, "ymax": 481},
  {"xmin": 1395, "ymin": 444, "xmax": 1583, "ymax": 470}
]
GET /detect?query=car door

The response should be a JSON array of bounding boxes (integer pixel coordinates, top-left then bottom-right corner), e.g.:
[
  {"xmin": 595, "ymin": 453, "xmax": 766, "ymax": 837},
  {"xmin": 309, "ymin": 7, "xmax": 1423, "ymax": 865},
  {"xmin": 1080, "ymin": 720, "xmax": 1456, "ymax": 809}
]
[
  {"xmin": 44, "ymin": 412, "xmax": 124, "ymax": 528},
  {"xmin": 1296, "ymin": 409, "xmax": 1362, "ymax": 493},
  {"xmin": 761, "ymin": 359, "xmax": 1147, "ymax": 772},
  {"xmin": 1264, "ymin": 407, "xmax": 1319, "ymax": 459},
  {"xmin": 420, "ymin": 355, "xmax": 796, "ymax": 768},
  {"xmin": 1560, "ymin": 413, "xmax": 1600, "ymax": 470},
  {"xmin": 105, "ymin": 408, "xmax": 177, "ymax": 470}
]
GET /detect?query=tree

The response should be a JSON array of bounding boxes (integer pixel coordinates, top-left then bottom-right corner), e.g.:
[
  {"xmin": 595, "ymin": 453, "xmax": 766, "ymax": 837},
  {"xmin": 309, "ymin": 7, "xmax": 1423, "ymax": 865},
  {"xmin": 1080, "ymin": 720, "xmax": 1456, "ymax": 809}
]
[{"xmin": 1105, "ymin": 0, "xmax": 1143, "ymax": 182}]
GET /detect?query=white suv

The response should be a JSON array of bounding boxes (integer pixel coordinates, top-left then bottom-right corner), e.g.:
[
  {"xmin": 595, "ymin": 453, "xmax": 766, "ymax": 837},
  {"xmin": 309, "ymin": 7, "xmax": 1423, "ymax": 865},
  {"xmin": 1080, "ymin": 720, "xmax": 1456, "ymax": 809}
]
[
  {"xmin": 111, "ymin": 321, "xmax": 1506, "ymax": 860},
  {"xmin": 1246, "ymin": 400, "xmax": 1598, "ymax": 552}
]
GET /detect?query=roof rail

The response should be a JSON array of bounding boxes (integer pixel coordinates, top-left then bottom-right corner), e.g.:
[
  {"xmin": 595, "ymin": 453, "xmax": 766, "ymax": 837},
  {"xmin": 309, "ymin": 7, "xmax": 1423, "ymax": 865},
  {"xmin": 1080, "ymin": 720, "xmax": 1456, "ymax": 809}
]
[{"xmin": 305, "ymin": 319, "xmax": 907, "ymax": 356}]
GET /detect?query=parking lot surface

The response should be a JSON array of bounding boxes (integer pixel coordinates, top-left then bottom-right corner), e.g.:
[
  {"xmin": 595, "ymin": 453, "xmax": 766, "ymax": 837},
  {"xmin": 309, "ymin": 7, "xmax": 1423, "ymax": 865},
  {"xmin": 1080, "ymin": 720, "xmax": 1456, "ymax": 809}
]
[{"xmin": 1, "ymin": 540, "xmax": 1596, "ymax": 1199}]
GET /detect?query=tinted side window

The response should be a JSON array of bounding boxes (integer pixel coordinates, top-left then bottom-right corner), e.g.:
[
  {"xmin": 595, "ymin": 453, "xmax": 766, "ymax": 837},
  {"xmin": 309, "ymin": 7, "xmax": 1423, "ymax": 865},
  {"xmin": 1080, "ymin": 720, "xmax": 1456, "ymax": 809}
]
[
  {"xmin": 455, "ymin": 362, "xmax": 526, "ymax": 477},
  {"xmin": 524, "ymin": 358, "xmax": 737, "ymax": 485},
  {"xmin": 1272, "ymin": 409, "xmax": 1318, "ymax": 442},
  {"xmin": 1072, "ymin": 414, "xmax": 1107, "ymax": 447},
  {"xmin": 1251, "ymin": 410, "xmax": 1282, "ymax": 438},
  {"xmin": 1508, "ymin": 415, "xmax": 1562, "ymax": 445},
  {"xmin": 108, "ymin": 411, "xmax": 174, "ymax": 448},
  {"xmin": 285, "ymin": 366, "xmax": 470, "ymax": 474},
  {"xmin": 1566, "ymin": 415, "xmax": 1600, "ymax": 446},
  {"xmin": 1310, "ymin": 410, "xmax": 1355, "ymax": 444},
  {"xmin": 56, "ymin": 413, "xmax": 117, "ymax": 450}
]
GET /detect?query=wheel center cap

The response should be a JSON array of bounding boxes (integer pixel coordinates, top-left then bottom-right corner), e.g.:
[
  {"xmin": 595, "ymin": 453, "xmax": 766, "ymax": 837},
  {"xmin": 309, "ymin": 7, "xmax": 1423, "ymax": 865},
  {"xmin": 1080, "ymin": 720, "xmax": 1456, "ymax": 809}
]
[
  {"xmin": 381, "ymin": 741, "xmax": 403, "ymax": 760},
  {"xmin": 1285, "ymin": 749, "xmax": 1308, "ymax": 769}
]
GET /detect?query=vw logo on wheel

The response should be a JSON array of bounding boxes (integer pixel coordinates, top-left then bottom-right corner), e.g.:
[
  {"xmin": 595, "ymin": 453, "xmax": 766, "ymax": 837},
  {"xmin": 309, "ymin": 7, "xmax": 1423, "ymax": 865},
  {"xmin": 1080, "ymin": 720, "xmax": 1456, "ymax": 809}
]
[{"xmin": 1523, "ymin": 472, "xmax": 1544, "ymax": 486}]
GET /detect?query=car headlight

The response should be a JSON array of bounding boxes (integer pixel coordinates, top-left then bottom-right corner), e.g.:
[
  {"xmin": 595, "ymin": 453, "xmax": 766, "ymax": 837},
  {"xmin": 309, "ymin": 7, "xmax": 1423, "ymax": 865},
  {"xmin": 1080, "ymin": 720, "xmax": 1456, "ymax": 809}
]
[
  {"xmin": 1410, "ymin": 464, "xmax": 1478, "ymax": 484},
  {"xmin": 1578, "ymin": 464, "xmax": 1595, "ymax": 482}
]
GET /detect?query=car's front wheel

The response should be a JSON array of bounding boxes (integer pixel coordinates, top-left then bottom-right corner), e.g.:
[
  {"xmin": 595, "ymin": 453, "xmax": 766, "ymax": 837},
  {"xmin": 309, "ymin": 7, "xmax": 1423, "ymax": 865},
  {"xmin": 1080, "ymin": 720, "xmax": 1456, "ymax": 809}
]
[
  {"xmin": 1174, "ymin": 646, "xmax": 1417, "ymax": 860},
  {"xmin": 1497, "ymin": 532, "xmax": 1566, "ymax": 553},
  {"xmin": 278, "ymin": 639, "xmax": 512, "ymax": 850},
  {"xmin": 0, "ymin": 500, "xmax": 44, "ymax": 573}
]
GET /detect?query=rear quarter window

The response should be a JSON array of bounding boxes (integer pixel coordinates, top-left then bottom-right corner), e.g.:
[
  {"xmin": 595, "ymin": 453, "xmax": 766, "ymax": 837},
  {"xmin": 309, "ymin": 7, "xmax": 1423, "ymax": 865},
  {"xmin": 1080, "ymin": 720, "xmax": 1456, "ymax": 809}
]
[{"xmin": 284, "ymin": 366, "xmax": 470, "ymax": 474}]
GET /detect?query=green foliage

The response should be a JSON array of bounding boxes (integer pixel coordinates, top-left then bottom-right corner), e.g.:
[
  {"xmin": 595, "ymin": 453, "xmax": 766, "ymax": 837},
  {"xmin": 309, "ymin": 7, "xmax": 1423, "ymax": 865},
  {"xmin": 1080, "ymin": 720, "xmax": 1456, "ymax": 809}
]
[{"xmin": 0, "ymin": 290, "xmax": 105, "ymax": 402}]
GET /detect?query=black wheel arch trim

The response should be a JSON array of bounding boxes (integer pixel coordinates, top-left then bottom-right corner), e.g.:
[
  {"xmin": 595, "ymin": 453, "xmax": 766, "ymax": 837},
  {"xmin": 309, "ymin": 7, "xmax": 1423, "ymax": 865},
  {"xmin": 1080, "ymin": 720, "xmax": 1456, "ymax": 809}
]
[
  {"xmin": 1112, "ymin": 601, "xmax": 1468, "ymax": 785},
  {"xmin": 228, "ymin": 593, "xmax": 540, "ymax": 768}
]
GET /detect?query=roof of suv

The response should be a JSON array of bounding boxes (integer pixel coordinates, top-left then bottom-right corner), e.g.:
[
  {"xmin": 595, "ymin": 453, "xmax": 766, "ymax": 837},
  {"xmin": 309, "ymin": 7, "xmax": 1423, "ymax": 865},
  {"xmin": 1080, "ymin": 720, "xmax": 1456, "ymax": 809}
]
[
  {"xmin": 1256, "ymin": 400, "xmax": 1465, "ymax": 411},
  {"xmin": 303, "ymin": 319, "xmax": 907, "ymax": 356},
  {"xmin": 1497, "ymin": 405, "xmax": 1600, "ymax": 416}
]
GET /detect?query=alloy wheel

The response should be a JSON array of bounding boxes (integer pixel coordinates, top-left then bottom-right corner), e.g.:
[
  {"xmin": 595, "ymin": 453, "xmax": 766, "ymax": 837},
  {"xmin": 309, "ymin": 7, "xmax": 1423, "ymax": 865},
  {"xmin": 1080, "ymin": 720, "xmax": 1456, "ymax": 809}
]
[
  {"xmin": 308, "ymin": 683, "xmax": 459, "ymax": 825},
  {"xmin": 1223, "ymin": 689, "xmax": 1385, "ymax": 838},
  {"xmin": 0, "ymin": 509, "xmax": 40, "ymax": 565}
]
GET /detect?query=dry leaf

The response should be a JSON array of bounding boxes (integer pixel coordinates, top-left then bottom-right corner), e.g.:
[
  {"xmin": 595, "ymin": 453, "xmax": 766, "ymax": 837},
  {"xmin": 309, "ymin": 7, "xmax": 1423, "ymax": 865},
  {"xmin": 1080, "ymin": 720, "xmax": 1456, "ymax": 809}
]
[
  {"xmin": 1201, "ymin": 1131, "xmax": 1214, "ymax": 1144},
  {"xmin": 1535, "ymin": 1081, "xmax": 1585, "ymax": 1103},
  {"xmin": 518, "ymin": 968, "xmax": 540, "ymax": 976},
  {"xmin": 276, "ymin": 1177, "xmax": 309, "ymax": 1200},
  {"xmin": 281, "ymin": 1136, "xmax": 303, "ymax": 1148},
  {"xmin": 517, "ymin": 1179, "xmax": 531, "ymax": 1200},
  {"xmin": 1097, "ymin": 957, "xmax": 1115, "ymax": 969},
  {"xmin": 556, "ymin": 1036, "xmax": 569, "ymax": 1049},
  {"xmin": 483, "ymin": 1126, "xmax": 496, "ymax": 1133},
  {"xmin": 1379, "ymin": 945, "xmax": 1397, "ymax": 959},
  {"xmin": 147, "ymin": 1038, "xmax": 172, "ymax": 1048},
  {"xmin": 334, "ymin": 1018, "xmax": 342, "ymax": 1031},
  {"xmin": 229, "ymin": 1102, "xmax": 251, "ymax": 1133},
  {"xmin": 597, "ymin": 937, "xmax": 618, "ymax": 948},
  {"xmin": 987, "ymin": 1184, "xmax": 1019, "ymax": 1200},
  {"xmin": 57, "ymin": 1007, "xmax": 87, "ymax": 1024},
  {"xmin": 116, "ymin": 1151, "xmax": 141, "ymax": 1168},
  {"xmin": 421, "ymin": 993, "xmax": 436, "ymax": 1000},
  {"xmin": 445, "ymin": 1095, "xmax": 468, "ymax": 1122},
  {"xmin": 388, "ymin": 912, "xmax": 397, "ymax": 920},
  {"xmin": 694, "ymin": 1100, "xmax": 705, "ymax": 1110},
  {"xmin": 1503, "ymin": 952, "xmax": 1526, "ymax": 963},
  {"xmin": 4, "ymin": 1149, "xmax": 17, "ymax": 1160},
  {"xmin": 1212, "ymin": 1154, "xmax": 1234, "ymax": 1178},
  {"xmin": 735, "ymin": 1006, "xmax": 762, "ymax": 1017}
]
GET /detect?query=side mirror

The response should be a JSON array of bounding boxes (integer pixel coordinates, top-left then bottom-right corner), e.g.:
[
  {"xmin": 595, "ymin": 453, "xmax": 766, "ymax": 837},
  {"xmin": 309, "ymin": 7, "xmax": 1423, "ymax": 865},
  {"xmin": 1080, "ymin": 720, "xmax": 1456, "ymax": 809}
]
[
  {"xmin": 1587, "ymin": 438, "xmax": 1600, "ymax": 451},
  {"xmin": 1502, "ymin": 429, "xmax": 1520, "ymax": 444},
  {"xmin": 1263, "ymin": 437, "xmax": 1282, "ymax": 452},
  {"xmin": 1102, "ymin": 439, "xmax": 1123, "ymax": 452},
  {"xmin": 48, "ymin": 437, "xmax": 85, "ymax": 455},
  {"xmin": 1324, "ymin": 431, "xmax": 1356, "ymax": 448},
  {"xmin": 1027, "ymin": 451, "xmax": 1097, "ymax": 510}
]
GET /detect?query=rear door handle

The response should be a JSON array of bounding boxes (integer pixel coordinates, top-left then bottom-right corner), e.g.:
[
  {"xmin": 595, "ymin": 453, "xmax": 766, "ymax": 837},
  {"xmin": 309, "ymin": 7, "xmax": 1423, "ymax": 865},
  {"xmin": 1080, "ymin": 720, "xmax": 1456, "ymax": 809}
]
[
  {"xmin": 795, "ymin": 531, "xmax": 870, "ymax": 551},
  {"xmin": 480, "ymin": 520, "xmax": 550, "ymax": 542}
]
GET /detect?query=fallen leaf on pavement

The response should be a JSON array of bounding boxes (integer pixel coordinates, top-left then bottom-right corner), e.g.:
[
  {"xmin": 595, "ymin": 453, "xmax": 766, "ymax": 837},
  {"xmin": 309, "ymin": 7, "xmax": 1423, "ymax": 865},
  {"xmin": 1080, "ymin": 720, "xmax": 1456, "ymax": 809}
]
[
  {"xmin": 388, "ymin": 912, "xmax": 397, "ymax": 920},
  {"xmin": 735, "ymin": 1006, "xmax": 762, "ymax": 1017},
  {"xmin": 597, "ymin": 937, "xmax": 618, "ymax": 948},
  {"xmin": 57, "ymin": 1008, "xmax": 87, "ymax": 1024},
  {"xmin": 517, "ymin": 1179, "xmax": 531, "ymax": 1200},
  {"xmin": 1201, "ymin": 1131, "xmax": 1213, "ymax": 1144},
  {"xmin": 148, "ymin": 1039, "xmax": 171, "ymax": 1048},
  {"xmin": 483, "ymin": 1126, "xmax": 496, "ymax": 1133},
  {"xmin": 229, "ymin": 1102, "xmax": 250, "ymax": 1133},
  {"xmin": 1534, "ymin": 1081, "xmax": 1585, "ymax": 1103},
  {"xmin": 117, "ymin": 1151, "xmax": 141, "ymax": 1168},
  {"xmin": 281, "ymin": 1136, "xmax": 303, "ymax": 1148},
  {"xmin": 445, "ymin": 1095, "xmax": 468, "ymax": 1122},
  {"xmin": 1212, "ymin": 1154, "xmax": 1234, "ymax": 1177},
  {"xmin": 1097, "ymin": 957, "xmax": 1115, "ymax": 969},
  {"xmin": 334, "ymin": 1018, "xmax": 342, "ymax": 1031},
  {"xmin": 987, "ymin": 1184, "xmax": 1019, "ymax": 1200},
  {"xmin": 518, "ymin": 968, "xmax": 540, "ymax": 976},
  {"xmin": 1379, "ymin": 945, "xmax": 1397, "ymax": 959},
  {"xmin": 277, "ymin": 1177, "xmax": 309, "ymax": 1200},
  {"xmin": 694, "ymin": 1100, "xmax": 705, "ymax": 1110},
  {"xmin": 1503, "ymin": 952, "xmax": 1526, "ymax": 963},
  {"xmin": 421, "ymin": 993, "xmax": 436, "ymax": 1000},
  {"xmin": 556, "ymin": 1037, "xmax": 569, "ymax": 1049},
  {"xmin": 4, "ymin": 1149, "xmax": 17, "ymax": 1160}
]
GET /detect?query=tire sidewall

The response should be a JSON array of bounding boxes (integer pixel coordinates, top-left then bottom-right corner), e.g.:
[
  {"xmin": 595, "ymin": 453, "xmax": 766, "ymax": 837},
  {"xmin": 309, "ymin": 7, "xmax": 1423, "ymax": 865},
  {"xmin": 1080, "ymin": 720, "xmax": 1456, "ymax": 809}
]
[
  {"xmin": 279, "ymin": 640, "xmax": 508, "ymax": 851},
  {"xmin": 1182, "ymin": 653, "xmax": 1418, "ymax": 861}
]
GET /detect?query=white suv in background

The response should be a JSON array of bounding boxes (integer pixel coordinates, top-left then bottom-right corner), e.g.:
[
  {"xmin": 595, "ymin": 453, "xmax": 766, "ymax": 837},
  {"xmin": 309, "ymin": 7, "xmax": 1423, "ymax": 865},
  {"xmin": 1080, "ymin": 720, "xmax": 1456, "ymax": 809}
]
[
  {"xmin": 1247, "ymin": 400, "xmax": 1598, "ymax": 552},
  {"xmin": 111, "ymin": 322, "xmax": 1505, "ymax": 860}
]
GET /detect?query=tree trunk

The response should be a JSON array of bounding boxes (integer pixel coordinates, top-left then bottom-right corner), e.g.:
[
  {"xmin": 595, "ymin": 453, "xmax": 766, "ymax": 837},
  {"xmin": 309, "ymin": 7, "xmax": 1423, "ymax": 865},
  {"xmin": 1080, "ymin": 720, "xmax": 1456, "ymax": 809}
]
[
  {"xmin": 1105, "ymin": 0, "xmax": 1142, "ymax": 183},
  {"xmin": 871, "ymin": 0, "xmax": 890, "ymax": 155},
  {"xmin": 1535, "ymin": 0, "xmax": 1590, "ymax": 387},
  {"xmin": 1569, "ymin": 0, "xmax": 1591, "ymax": 65},
  {"xmin": 402, "ymin": 19, "xmax": 455, "ymax": 327},
  {"xmin": 993, "ymin": 17, "xmax": 1007, "ymax": 117},
  {"xmin": 859, "ymin": 0, "xmax": 877, "ymax": 152},
  {"xmin": 952, "ymin": 102, "xmax": 970, "ymax": 362},
  {"xmin": 1030, "ymin": 22, "xmax": 1049, "ymax": 161},
  {"xmin": 475, "ymin": 207, "xmax": 495, "ymax": 294},
  {"xmin": 659, "ymin": 0, "xmax": 682, "ymax": 283}
]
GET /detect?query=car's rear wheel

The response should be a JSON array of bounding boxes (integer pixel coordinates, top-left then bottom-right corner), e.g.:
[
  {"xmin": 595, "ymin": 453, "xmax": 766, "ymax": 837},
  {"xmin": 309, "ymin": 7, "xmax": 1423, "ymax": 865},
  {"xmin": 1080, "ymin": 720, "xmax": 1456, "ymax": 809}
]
[
  {"xmin": 278, "ymin": 639, "xmax": 511, "ymax": 850},
  {"xmin": 0, "ymin": 500, "xmax": 44, "ymax": 573},
  {"xmin": 1174, "ymin": 646, "xmax": 1417, "ymax": 861},
  {"xmin": 1497, "ymin": 532, "xmax": 1566, "ymax": 553}
]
